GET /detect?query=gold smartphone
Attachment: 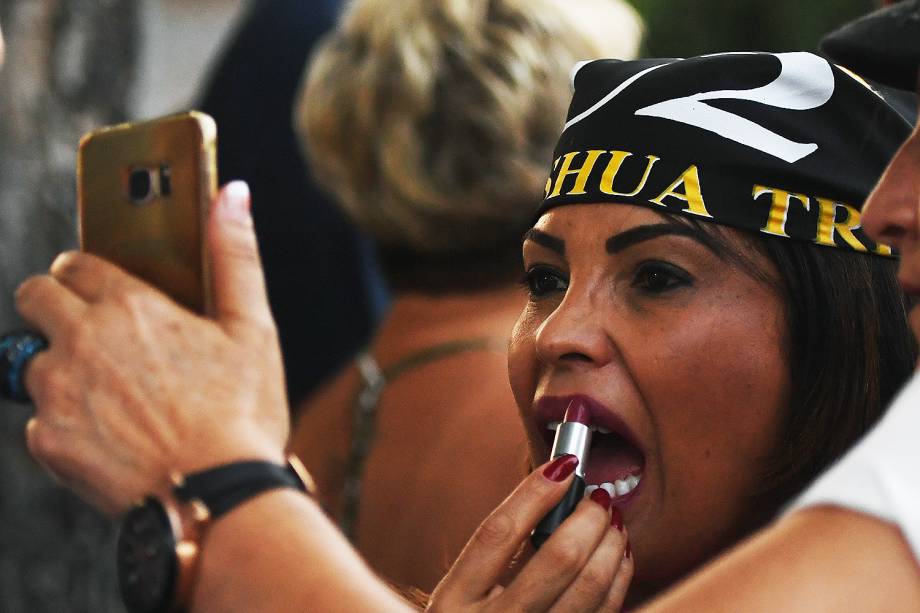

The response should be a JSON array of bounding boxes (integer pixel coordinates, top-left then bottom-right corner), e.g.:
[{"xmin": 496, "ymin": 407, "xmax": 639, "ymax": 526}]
[{"xmin": 77, "ymin": 111, "xmax": 217, "ymax": 314}]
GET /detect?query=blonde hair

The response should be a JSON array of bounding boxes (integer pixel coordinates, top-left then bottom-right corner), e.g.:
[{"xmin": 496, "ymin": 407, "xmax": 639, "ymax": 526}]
[{"xmin": 298, "ymin": 0, "xmax": 643, "ymax": 284}]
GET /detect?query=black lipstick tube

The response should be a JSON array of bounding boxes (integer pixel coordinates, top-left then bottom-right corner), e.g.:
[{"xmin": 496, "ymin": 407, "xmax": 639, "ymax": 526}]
[{"xmin": 530, "ymin": 419, "xmax": 592, "ymax": 549}]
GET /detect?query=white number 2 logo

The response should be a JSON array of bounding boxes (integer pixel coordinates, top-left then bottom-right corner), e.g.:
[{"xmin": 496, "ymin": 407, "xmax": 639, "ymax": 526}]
[{"xmin": 565, "ymin": 52, "xmax": 836, "ymax": 164}]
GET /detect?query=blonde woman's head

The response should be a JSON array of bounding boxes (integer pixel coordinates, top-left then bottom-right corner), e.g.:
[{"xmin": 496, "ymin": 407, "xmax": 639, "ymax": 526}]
[{"xmin": 299, "ymin": 0, "xmax": 643, "ymax": 290}]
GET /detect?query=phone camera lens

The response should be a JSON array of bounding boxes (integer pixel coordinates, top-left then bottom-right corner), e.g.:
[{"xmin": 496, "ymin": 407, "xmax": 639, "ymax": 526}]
[{"xmin": 128, "ymin": 168, "xmax": 153, "ymax": 204}]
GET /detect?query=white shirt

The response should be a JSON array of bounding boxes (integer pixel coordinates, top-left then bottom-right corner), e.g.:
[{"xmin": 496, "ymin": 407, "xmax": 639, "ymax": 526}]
[{"xmin": 789, "ymin": 371, "xmax": 920, "ymax": 559}]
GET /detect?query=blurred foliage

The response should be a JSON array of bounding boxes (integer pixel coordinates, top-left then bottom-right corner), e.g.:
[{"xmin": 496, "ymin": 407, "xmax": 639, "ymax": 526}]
[{"xmin": 629, "ymin": 0, "xmax": 875, "ymax": 57}]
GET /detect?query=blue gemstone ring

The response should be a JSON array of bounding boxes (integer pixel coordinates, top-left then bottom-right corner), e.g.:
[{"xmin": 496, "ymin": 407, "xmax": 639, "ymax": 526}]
[{"xmin": 1, "ymin": 331, "xmax": 48, "ymax": 403}]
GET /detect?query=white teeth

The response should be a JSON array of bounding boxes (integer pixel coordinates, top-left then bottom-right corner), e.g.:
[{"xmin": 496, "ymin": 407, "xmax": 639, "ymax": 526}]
[
  {"xmin": 547, "ymin": 421, "xmax": 561, "ymax": 431},
  {"xmin": 587, "ymin": 474, "xmax": 642, "ymax": 498},
  {"xmin": 595, "ymin": 426, "xmax": 611, "ymax": 434}
]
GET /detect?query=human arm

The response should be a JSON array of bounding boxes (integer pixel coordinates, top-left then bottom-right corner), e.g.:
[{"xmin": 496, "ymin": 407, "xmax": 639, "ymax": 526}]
[
  {"xmin": 191, "ymin": 489, "xmax": 410, "ymax": 613},
  {"xmin": 191, "ymin": 454, "xmax": 634, "ymax": 613}
]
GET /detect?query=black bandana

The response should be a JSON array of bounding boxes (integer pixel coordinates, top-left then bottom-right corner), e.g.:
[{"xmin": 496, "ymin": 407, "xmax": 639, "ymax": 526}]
[{"xmin": 537, "ymin": 52, "xmax": 912, "ymax": 257}]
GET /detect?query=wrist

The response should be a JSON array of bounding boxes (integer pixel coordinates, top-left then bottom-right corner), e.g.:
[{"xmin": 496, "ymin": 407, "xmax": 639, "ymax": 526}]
[
  {"xmin": 116, "ymin": 455, "xmax": 313, "ymax": 613},
  {"xmin": 170, "ymin": 432, "xmax": 287, "ymax": 477}
]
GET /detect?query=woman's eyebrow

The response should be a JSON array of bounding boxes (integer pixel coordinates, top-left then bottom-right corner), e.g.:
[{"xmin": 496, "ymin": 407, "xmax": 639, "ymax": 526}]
[
  {"xmin": 606, "ymin": 223, "xmax": 722, "ymax": 255},
  {"xmin": 523, "ymin": 228, "xmax": 565, "ymax": 256}
]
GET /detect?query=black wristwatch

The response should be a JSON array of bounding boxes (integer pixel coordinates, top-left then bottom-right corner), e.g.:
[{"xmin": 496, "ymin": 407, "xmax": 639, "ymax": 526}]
[{"xmin": 116, "ymin": 455, "xmax": 315, "ymax": 613}]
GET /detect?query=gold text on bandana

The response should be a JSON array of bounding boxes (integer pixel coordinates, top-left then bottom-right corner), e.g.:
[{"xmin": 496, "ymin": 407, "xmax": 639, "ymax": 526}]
[
  {"xmin": 543, "ymin": 149, "xmax": 893, "ymax": 256},
  {"xmin": 752, "ymin": 186, "xmax": 889, "ymax": 254},
  {"xmin": 546, "ymin": 150, "xmax": 711, "ymax": 218}
]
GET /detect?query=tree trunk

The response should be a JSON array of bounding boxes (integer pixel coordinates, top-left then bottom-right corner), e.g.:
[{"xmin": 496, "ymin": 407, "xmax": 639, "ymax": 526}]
[{"xmin": 0, "ymin": 1, "xmax": 137, "ymax": 610}]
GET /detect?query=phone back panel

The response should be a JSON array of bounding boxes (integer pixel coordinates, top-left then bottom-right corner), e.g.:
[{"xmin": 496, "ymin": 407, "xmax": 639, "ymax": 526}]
[{"xmin": 78, "ymin": 112, "xmax": 217, "ymax": 313}]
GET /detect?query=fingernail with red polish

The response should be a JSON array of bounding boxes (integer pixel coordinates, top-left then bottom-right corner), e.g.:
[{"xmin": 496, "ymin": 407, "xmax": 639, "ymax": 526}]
[
  {"xmin": 611, "ymin": 506, "xmax": 624, "ymax": 531},
  {"xmin": 543, "ymin": 454, "xmax": 578, "ymax": 482},
  {"xmin": 590, "ymin": 487, "xmax": 612, "ymax": 511}
]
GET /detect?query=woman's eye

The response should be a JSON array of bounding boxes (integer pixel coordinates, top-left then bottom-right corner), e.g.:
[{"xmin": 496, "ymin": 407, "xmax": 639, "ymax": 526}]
[
  {"xmin": 523, "ymin": 265, "xmax": 568, "ymax": 297},
  {"xmin": 632, "ymin": 261, "xmax": 691, "ymax": 294}
]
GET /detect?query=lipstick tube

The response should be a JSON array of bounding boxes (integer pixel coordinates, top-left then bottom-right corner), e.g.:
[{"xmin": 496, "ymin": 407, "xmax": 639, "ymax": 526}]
[{"xmin": 531, "ymin": 403, "xmax": 592, "ymax": 549}]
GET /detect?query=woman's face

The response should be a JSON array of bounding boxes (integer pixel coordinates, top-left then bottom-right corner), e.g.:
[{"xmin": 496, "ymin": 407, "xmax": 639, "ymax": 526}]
[
  {"xmin": 862, "ymin": 72, "xmax": 920, "ymax": 343},
  {"xmin": 508, "ymin": 203, "xmax": 791, "ymax": 593}
]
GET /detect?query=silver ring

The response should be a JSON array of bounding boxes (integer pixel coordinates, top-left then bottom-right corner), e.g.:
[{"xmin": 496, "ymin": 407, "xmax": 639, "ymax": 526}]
[{"xmin": 1, "ymin": 331, "xmax": 48, "ymax": 403}]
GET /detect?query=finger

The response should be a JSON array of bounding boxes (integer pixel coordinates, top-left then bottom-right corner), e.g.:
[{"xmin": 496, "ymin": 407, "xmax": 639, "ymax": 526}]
[
  {"xmin": 435, "ymin": 455, "xmax": 580, "ymax": 602},
  {"xmin": 498, "ymin": 489, "xmax": 612, "ymax": 611},
  {"xmin": 48, "ymin": 250, "xmax": 127, "ymax": 303},
  {"xmin": 206, "ymin": 181, "xmax": 275, "ymax": 334},
  {"xmin": 25, "ymin": 418, "xmax": 55, "ymax": 475},
  {"xmin": 15, "ymin": 274, "xmax": 87, "ymax": 341},
  {"xmin": 600, "ymin": 538, "xmax": 634, "ymax": 613},
  {"xmin": 548, "ymin": 515, "xmax": 629, "ymax": 612},
  {"xmin": 25, "ymin": 416, "xmax": 129, "ymax": 516}
]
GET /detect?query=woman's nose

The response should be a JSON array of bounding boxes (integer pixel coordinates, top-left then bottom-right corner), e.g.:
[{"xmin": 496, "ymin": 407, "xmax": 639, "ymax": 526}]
[
  {"xmin": 862, "ymin": 135, "xmax": 920, "ymax": 249},
  {"xmin": 534, "ymin": 291, "xmax": 617, "ymax": 368}
]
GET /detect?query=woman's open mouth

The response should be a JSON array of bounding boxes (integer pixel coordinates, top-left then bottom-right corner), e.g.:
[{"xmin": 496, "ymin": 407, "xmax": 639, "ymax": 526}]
[{"xmin": 535, "ymin": 395, "xmax": 647, "ymax": 504}]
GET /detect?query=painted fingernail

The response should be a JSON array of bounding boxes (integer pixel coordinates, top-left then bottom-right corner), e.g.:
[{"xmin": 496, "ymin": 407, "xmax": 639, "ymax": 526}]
[
  {"xmin": 543, "ymin": 454, "xmax": 578, "ymax": 482},
  {"xmin": 611, "ymin": 506, "xmax": 624, "ymax": 531},
  {"xmin": 625, "ymin": 541, "xmax": 632, "ymax": 559},
  {"xmin": 589, "ymin": 487, "xmax": 612, "ymax": 510},
  {"xmin": 219, "ymin": 181, "xmax": 252, "ymax": 223}
]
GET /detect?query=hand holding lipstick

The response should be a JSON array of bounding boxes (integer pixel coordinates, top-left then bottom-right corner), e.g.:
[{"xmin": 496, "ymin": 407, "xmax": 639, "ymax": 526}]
[{"xmin": 428, "ymin": 455, "xmax": 632, "ymax": 613}]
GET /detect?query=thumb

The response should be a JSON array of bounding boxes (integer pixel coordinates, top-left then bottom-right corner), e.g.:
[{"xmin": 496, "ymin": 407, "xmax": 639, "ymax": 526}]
[{"xmin": 207, "ymin": 181, "xmax": 274, "ymax": 333}]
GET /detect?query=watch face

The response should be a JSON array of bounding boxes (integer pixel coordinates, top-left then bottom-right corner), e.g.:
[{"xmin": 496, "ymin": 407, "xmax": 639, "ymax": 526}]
[{"xmin": 117, "ymin": 498, "xmax": 177, "ymax": 613}]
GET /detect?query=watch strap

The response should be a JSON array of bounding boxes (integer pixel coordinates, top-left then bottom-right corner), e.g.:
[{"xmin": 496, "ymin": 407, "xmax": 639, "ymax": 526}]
[{"xmin": 175, "ymin": 457, "xmax": 311, "ymax": 520}]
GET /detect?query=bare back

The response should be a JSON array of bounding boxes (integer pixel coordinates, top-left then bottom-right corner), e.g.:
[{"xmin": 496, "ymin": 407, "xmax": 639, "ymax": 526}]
[{"xmin": 290, "ymin": 289, "xmax": 529, "ymax": 591}]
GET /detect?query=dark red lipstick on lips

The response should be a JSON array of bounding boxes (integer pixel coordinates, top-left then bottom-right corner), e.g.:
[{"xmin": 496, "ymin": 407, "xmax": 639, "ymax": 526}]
[{"xmin": 531, "ymin": 400, "xmax": 593, "ymax": 549}]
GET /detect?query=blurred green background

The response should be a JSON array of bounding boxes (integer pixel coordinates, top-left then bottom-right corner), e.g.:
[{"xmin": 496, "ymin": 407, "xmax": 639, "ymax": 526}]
[{"xmin": 630, "ymin": 0, "xmax": 875, "ymax": 56}]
